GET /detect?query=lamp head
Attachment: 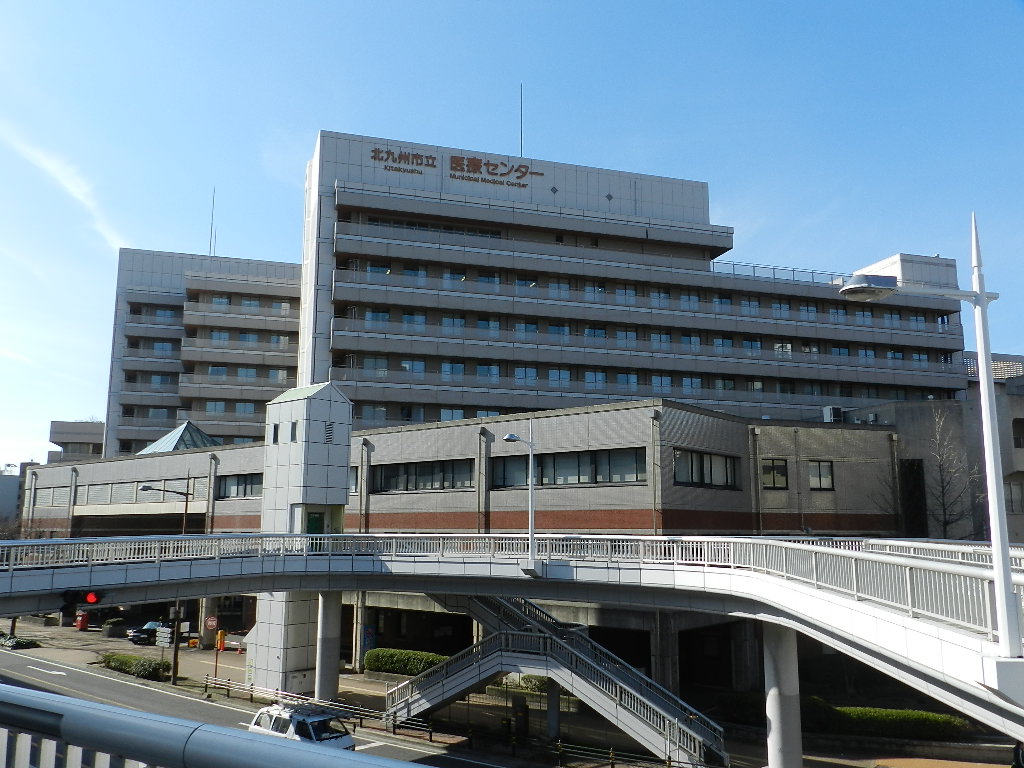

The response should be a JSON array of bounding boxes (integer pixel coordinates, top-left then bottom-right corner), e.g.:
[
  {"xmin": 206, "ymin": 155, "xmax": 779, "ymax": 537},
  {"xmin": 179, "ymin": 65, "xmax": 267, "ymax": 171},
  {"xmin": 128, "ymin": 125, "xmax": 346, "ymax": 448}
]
[
  {"xmin": 502, "ymin": 433, "xmax": 521, "ymax": 443},
  {"xmin": 839, "ymin": 274, "xmax": 898, "ymax": 302}
]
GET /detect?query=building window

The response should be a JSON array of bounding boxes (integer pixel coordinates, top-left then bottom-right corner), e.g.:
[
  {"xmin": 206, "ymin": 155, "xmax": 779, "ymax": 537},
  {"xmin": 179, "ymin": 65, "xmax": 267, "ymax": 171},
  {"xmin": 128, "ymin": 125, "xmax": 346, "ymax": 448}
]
[
  {"xmin": 771, "ymin": 300, "xmax": 790, "ymax": 316},
  {"xmin": 514, "ymin": 366, "xmax": 538, "ymax": 384},
  {"xmin": 477, "ymin": 271, "xmax": 500, "ymax": 284},
  {"xmin": 650, "ymin": 289, "xmax": 670, "ymax": 307},
  {"xmin": 742, "ymin": 337, "xmax": 762, "ymax": 352},
  {"xmin": 206, "ymin": 401, "xmax": 226, "ymax": 414},
  {"xmin": 443, "ymin": 268, "xmax": 466, "ymax": 283},
  {"xmin": 476, "ymin": 409, "xmax": 500, "ymax": 418},
  {"xmin": 674, "ymin": 449, "xmax": 738, "ymax": 489},
  {"xmin": 477, "ymin": 316, "xmax": 501, "ymax": 333},
  {"xmin": 372, "ymin": 459, "xmax": 474, "ymax": 492},
  {"xmin": 615, "ymin": 285, "xmax": 637, "ymax": 305},
  {"xmin": 615, "ymin": 372, "xmax": 638, "ymax": 392},
  {"xmin": 268, "ymin": 368, "xmax": 289, "ymax": 382},
  {"xmin": 363, "ymin": 357, "xmax": 388, "ymax": 375},
  {"xmin": 235, "ymin": 402, "xmax": 255, "ymax": 415},
  {"xmin": 739, "ymin": 296, "xmax": 761, "ymax": 314},
  {"xmin": 548, "ymin": 279, "xmax": 570, "ymax": 297},
  {"xmin": 237, "ymin": 367, "xmax": 257, "ymax": 379},
  {"xmin": 365, "ymin": 309, "xmax": 390, "ymax": 326},
  {"xmin": 774, "ymin": 342, "xmax": 793, "ymax": 359},
  {"xmin": 400, "ymin": 405, "xmax": 425, "ymax": 423},
  {"xmin": 492, "ymin": 447, "xmax": 646, "ymax": 488},
  {"xmin": 238, "ymin": 332, "xmax": 258, "ymax": 345},
  {"xmin": 681, "ymin": 376, "xmax": 702, "ymax": 392},
  {"xmin": 584, "ymin": 370, "xmax": 607, "ymax": 389},
  {"xmin": 650, "ymin": 330, "xmax": 671, "ymax": 348},
  {"xmin": 858, "ymin": 348, "xmax": 876, "ymax": 359},
  {"xmin": 713, "ymin": 337, "xmax": 733, "ymax": 349},
  {"xmin": 549, "ymin": 323, "xmax": 569, "ymax": 336},
  {"xmin": 290, "ymin": 421, "xmax": 298, "ymax": 441},
  {"xmin": 476, "ymin": 362, "xmax": 500, "ymax": 380},
  {"xmin": 148, "ymin": 407, "xmax": 169, "ymax": 419},
  {"xmin": 400, "ymin": 359, "xmax": 425, "ymax": 378},
  {"xmin": 651, "ymin": 374, "xmax": 672, "ymax": 394},
  {"xmin": 828, "ymin": 307, "xmax": 848, "ymax": 322},
  {"xmin": 809, "ymin": 460, "xmax": 834, "ymax": 490},
  {"xmin": 440, "ymin": 408, "xmax": 465, "ymax": 421},
  {"xmin": 271, "ymin": 424, "xmax": 279, "ymax": 444},
  {"xmin": 441, "ymin": 361, "xmax": 465, "ymax": 381},
  {"xmin": 153, "ymin": 341, "xmax": 174, "ymax": 353},
  {"xmin": 442, "ymin": 314, "xmax": 466, "ymax": 328},
  {"xmin": 584, "ymin": 325, "xmax": 607, "ymax": 338},
  {"xmin": 615, "ymin": 328, "xmax": 638, "ymax": 346},
  {"xmin": 360, "ymin": 403, "xmax": 387, "ymax": 422},
  {"xmin": 831, "ymin": 346, "xmax": 850, "ymax": 357},
  {"xmin": 584, "ymin": 281, "xmax": 606, "ymax": 297},
  {"xmin": 514, "ymin": 321, "xmax": 538, "ymax": 335},
  {"xmin": 713, "ymin": 377, "xmax": 735, "ymax": 391},
  {"xmin": 240, "ymin": 297, "xmax": 261, "ymax": 308},
  {"xmin": 762, "ymin": 459, "xmax": 788, "ymax": 490},
  {"xmin": 549, "ymin": 368, "xmax": 571, "ymax": 387},
  {"xmin": 154, "ymin": 307, "xmax": 177, "ymax": 319},
  {"xmin": 402, "ymin": 312, "xmax": 426, "ymax": 328},
  {"xmin": 216, "ymin": 473, "xmax": 263, "ymax": 499},
  {"xmin": 269, "ymin": 334, "xmax": 290, "ymax": 347},
  {"xmin": 211, "ymin": 295, "xmax": 230, "ymax": 306}
]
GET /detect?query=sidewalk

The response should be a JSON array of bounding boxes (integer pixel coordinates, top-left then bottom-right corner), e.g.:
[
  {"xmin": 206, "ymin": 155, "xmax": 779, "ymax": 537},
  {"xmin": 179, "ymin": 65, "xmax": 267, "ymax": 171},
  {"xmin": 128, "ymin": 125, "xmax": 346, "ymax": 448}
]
[{"xmin": 4, "ymin": 620, "xmax": 1013, "ymax": 768}]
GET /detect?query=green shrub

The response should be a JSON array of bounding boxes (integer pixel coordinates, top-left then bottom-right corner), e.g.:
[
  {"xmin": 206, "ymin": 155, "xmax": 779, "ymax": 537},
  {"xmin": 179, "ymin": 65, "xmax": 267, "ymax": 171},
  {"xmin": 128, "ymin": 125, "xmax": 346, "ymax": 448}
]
[
  {"xmin": 363, "ymin": 648, "xmax": 448, "ymax": 676},
  {"xmin": 835, "ymin": 706, "xmax": 973, "ymax": 740},
  {"xmin": 102, "ymin": 617, "xmax": 126, "ymax": 628},
  {"xmin": 0, "ymin": 631, "xmax": 40, "ymax": 650},
  {"xmin": 709, "ymin": 691, "xmax": 972, "ymax": 741},
  {"xmin": 519, "ymin": 674, "xmax": 548, "ymax": 693},
  {"xmin": 99, "ymin": 652, "xmax": 170, "ymax": 681}
]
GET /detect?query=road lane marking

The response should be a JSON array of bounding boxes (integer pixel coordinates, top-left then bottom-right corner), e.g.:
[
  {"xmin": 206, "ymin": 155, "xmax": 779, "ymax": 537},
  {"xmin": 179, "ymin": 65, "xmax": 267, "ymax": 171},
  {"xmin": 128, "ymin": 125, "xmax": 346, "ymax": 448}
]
[
  {"xmin": 26, "ymin": 666, "xmax": 67, "ymax": 675},
  {"xmin": 355, "ymin": 741, "xmax": 383, "ymax": 750},
  {"xmin": 0, "ymin": 648, "xmax": 252, "ymax": 715}
]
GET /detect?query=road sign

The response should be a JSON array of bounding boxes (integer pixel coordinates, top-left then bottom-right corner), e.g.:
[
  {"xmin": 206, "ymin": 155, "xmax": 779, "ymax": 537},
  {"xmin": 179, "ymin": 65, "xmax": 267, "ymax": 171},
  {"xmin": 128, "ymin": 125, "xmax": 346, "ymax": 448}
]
[
  {"xmin": 204, "ymin": 615, "xmax": 218, "ymax": 631},
  {"xmin": 155, "ymin": 627, "xmax": 173, "ymax": 648}
]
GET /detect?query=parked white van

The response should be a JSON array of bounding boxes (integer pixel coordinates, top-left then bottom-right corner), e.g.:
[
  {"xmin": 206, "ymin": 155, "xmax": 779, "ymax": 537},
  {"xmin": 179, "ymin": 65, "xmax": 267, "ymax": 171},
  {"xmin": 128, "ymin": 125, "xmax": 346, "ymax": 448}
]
[{"xmin": 248, "ymin": 704, "xmax": 356, "ymax": 750}]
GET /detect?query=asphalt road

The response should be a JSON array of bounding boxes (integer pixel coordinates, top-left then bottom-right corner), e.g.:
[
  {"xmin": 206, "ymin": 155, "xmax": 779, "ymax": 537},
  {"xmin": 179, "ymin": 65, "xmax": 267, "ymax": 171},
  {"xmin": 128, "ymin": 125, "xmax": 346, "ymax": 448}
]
[{"xmin": 0, "ymin": 648, "xmax": 515, "ymax": 767}]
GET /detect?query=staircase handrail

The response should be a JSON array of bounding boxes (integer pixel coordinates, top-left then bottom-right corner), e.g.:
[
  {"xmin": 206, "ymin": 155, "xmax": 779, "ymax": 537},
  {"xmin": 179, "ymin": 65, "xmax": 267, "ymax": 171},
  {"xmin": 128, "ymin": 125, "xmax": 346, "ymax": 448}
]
[
  {"xmin": 496, "ymin": 596, "xmax": 706, "ymax": 733},
  {"xmin": 386, "ymin": 630, "xmax": 724, "ymax": 761}
]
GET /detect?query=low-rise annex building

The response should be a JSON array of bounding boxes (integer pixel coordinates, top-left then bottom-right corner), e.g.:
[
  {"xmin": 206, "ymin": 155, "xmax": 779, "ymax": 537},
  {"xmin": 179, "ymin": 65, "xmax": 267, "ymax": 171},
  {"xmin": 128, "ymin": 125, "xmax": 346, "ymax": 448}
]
[{"xmin": 22, "ymin": 396, "xmax": 900, "ymax": 694}]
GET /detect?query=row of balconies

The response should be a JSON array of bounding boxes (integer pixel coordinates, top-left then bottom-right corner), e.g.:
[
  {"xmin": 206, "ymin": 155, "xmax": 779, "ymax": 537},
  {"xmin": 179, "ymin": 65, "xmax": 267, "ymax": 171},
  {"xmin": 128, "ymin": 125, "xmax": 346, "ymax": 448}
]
[
  {"xmin": 328, "ymin": 367, "xmax": 937, "ymax": 403},
  {"xmin": 329, "ymin": 319, "xmax": 963, "ymax": 376},
  {"xmin": 331, "ymin": 268, "xmax": 959, "ymax": 336},
  {"xmin": 178, "ymin": 373, "xmax": 295, "ymax": 389},
  {"xmin": 182, "ymin": 301, "xmax": 299, "ymax": 319},
  {"xmin": 180, "ymin": 338, "xmax": 298, "ymax": 355}
]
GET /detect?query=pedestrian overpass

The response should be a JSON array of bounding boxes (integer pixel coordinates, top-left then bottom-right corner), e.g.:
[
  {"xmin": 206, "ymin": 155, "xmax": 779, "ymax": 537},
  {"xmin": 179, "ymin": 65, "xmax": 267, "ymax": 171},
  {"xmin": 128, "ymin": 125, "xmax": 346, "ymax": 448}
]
[{"xmin": 3, "ymin": 533, "xmax": 1024, "ymax": 768}]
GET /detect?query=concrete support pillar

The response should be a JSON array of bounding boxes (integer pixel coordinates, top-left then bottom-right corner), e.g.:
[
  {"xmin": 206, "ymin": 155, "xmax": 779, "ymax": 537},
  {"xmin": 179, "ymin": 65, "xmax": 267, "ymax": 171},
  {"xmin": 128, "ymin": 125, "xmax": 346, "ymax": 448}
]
[
  {"xmin": 731, "ymin": 619, "xmax": 761, "ymax": 692},
  {"xmin": 651, "ymin": 610, "xmax": 681, "ymax": 695},
  {"xmin": 198, "ymin": 597, "xmax": 218, "ymax": 650},
  {"xmin": 315, "ymin": 592, "xmax": 342, "ymax": 701},
  {"xmin": 351, "ymin": 591, "xmax": 367, "ymax": 673},
  {"xmin": 546, "ymin": 677, "xmax": 560, "ymax": 739},
  {"xmin": 763, "ymin": 624, "xmax": 803, "ymax": 768},
  {"xmin": 472, "ymin": 619, "xmax": 485, "ymax": 644}
]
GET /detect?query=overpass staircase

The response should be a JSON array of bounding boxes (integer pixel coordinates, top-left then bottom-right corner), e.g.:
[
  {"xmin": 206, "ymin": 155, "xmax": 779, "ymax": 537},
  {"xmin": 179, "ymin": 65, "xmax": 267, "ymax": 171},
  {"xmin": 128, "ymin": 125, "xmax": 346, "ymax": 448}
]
[{"xmin": 385, "ymin": 595, "xmax": 727, "ymax": 766}]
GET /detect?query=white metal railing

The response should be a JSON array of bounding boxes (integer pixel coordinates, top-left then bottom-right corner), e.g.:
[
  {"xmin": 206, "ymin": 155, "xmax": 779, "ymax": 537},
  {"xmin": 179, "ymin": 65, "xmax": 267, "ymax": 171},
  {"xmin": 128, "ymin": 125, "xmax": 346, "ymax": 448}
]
[
  {"xmin": 1, "ymin": 534, "xmax": 1017, "ymax": 642},
  {"xmin": 385, "ymin": 630, "xmax": 722, "ymax": 764},
  {"xmin": 472, "ymin": 595, "xmax": 725, "ymax": 762}
]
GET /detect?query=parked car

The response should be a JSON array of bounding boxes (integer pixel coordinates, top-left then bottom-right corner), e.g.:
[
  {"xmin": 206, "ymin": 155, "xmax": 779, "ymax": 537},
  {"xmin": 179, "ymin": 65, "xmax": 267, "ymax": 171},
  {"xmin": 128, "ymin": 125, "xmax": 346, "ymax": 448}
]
[
  {"xmin": 247, "ymin": 704, "xmax": 355, "ymax": 750},
  {"xmin": 126, "ymin": 621, "xmax": 166, "ymax": 645}
]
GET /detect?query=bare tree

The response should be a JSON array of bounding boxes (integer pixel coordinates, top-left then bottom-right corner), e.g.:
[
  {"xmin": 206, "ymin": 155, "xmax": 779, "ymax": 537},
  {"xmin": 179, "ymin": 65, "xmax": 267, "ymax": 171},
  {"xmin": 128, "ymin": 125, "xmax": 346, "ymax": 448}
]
[{"xmin": 926, "ymin": 408, "xmax": 984, "ymax": 540}]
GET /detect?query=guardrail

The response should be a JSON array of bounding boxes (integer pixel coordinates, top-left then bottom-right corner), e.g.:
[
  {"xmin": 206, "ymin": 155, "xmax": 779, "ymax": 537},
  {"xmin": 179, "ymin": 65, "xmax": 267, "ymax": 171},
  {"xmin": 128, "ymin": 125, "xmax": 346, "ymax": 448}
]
[
  {"xmin": 0, "ymin": 533, "xmax": 1017, "ymax": 643},
  {"xmin": 0, "ymin": 681, "xmax": 408, "ymax": 768}
]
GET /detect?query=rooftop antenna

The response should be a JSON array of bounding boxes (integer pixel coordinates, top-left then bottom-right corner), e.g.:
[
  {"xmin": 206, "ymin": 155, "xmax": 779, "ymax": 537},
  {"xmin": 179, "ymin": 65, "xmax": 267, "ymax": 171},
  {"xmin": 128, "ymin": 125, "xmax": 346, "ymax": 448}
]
[
  {"xmin": 207, "ymin": 187, "xmax": 216, "ymax": 257},
  {"xmin": 520, "ymin": 83, "xmax": 524, "ymax": 157}
]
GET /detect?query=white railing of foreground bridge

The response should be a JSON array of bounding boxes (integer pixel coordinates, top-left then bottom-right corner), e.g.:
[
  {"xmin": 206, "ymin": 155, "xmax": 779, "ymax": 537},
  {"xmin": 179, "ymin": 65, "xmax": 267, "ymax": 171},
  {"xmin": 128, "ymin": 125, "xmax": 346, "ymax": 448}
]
[{"xmin": 1, "ymin": 534, "xmax": 1019, "ymax": 643}]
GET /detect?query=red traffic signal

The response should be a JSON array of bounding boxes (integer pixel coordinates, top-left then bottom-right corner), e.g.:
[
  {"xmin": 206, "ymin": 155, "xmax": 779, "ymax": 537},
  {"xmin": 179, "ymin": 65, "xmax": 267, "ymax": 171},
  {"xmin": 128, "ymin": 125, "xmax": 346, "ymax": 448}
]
[{"xmin": 60, "ymin": 589, "xmax": 105, "ymax": 608}]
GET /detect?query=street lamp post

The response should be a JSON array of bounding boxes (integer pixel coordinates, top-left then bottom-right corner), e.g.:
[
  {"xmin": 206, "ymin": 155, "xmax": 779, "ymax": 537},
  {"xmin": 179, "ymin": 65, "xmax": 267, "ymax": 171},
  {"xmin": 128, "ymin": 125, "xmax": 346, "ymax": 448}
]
[
  {"xmin": 839, "ymin": 215, "xmax": 1021, "ymax": 657},
  {"xmin": 139, "ymin": 481, "xmax": 194, "ymax": 682},
  {"xmin": 502, "ymin": 418, "xmax": 536, "ymax": 566}
]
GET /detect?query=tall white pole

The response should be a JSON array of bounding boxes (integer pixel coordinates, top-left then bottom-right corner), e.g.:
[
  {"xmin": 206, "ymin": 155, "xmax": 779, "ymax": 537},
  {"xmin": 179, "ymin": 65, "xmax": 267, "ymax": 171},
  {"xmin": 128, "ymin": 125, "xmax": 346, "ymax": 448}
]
[
  {"xmin": 971, "ymin": 213, "xmax": 1021, "ymax": 657},
  {"xmin": 527, "ymin": 418, "xmax": 536, "ymax": 563}
]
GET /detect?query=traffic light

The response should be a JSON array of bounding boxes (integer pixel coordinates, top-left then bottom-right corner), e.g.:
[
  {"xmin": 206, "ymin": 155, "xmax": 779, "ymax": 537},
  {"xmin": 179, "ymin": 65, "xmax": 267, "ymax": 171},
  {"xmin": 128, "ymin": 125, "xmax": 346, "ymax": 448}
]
[{"xmin": 60, "ymin": 589, "xmax": 105, "ymax": 611}]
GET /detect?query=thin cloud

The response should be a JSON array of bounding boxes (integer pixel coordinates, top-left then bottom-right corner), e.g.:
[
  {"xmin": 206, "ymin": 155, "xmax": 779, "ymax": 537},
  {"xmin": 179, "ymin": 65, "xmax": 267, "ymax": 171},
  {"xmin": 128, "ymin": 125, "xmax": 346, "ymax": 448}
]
[
  {"xmin": 0, "ymin": 347, "xmax": 35, "ymax": 366},
  {"xmin": 0, "ymin": 119, "xmax": 128, "ymax": 252}
]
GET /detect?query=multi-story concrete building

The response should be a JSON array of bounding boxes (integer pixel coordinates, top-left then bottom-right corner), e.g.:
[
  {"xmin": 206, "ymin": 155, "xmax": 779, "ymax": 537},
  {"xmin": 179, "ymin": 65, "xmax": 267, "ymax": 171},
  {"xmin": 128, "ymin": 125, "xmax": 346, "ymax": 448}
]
[
  {"xmin": 103, "ymin": 250, "xmax": 301, "ymax": 456},
  {"xmin": 300, "ymin": 132, "xmax": 967, "ymax": 429},
  {"xmin": 46, "ymin": 420, "xmax": 104, "ymax": 464}
]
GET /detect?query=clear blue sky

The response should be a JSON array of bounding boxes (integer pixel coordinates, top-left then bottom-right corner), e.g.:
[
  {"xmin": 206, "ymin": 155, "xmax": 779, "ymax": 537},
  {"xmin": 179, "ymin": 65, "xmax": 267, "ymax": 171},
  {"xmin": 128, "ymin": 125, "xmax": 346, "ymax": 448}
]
[{"xmin": 2, "ymin": 1, "xmax": 1023, "ymax": 468}]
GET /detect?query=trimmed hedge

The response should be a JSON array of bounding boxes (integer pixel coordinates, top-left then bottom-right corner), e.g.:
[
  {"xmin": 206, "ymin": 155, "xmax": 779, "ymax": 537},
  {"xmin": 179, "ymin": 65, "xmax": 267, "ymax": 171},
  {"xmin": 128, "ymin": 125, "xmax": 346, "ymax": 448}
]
[
  {"xmin": 99, "ymin": 652, "xmax": 171, "ymax": 681},
  {"xmin": 714, "ymin": 692, "xmax": 973, "ymax": 741},
  {"xmin": 519, "ymin": 674, "xmax": 548, "ymax": 693},
  {"xmin": 363, "ymin": 648, "xmax": 448, "ymax": 676}
]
